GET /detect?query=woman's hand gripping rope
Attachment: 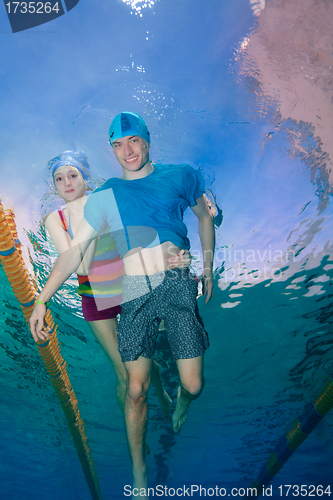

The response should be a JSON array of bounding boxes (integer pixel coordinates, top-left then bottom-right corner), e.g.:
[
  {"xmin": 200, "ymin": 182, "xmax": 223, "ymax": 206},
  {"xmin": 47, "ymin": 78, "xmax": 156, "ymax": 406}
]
[{"xmin": 29, "ymin": 301, "xmax": 51, "ymax": 342}]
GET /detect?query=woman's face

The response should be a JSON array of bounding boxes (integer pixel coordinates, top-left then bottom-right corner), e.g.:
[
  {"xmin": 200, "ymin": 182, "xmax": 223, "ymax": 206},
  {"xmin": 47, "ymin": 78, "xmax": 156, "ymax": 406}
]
[{"xmin": 53, "ymin": 165, "xmax": 86, "ymax": 202}]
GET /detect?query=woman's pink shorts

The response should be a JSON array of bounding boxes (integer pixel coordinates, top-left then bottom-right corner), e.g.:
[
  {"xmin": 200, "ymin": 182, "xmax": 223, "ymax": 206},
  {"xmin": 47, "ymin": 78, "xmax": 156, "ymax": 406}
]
[{"xmin": 81, "ymin": 295, "xmax": 122, "ymax": 322}]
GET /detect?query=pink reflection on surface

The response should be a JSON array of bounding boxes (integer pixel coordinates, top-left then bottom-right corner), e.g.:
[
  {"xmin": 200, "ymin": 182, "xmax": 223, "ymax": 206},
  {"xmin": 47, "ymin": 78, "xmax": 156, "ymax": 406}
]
[{"xmin": 237, "ymin": 0, "xmax": 333, "ymax": 210}]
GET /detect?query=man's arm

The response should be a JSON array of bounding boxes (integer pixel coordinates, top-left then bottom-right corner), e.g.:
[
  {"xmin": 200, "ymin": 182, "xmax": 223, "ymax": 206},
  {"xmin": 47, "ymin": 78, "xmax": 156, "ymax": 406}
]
[
  {"xmin": 29, "ymin": 218, "xmax": 98, "ymax": 341},
  {"xmin": 190, "ymin": 195, "xmax": 215, "ymax": 304}
]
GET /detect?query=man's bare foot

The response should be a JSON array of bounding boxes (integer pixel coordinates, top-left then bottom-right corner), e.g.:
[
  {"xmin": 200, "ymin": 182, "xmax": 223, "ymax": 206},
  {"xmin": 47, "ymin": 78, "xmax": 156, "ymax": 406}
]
[
  {"xmin": 172, "ymin": 386, "xmax": 189, "ymax": 433},
  {"xmin": 132, "ymin": 463, "xmax": 149, "ymax": 499},
  {"xmin": 159, "ymin": 389, "xmax": 173, "ymax": 418}
]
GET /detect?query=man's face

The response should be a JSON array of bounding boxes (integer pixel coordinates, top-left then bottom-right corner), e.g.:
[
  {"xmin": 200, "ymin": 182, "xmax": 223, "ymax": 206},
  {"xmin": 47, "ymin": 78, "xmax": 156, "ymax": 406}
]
[{"xmin": 112, "ymin": 135, "xmax": 149, "ymax": 174}]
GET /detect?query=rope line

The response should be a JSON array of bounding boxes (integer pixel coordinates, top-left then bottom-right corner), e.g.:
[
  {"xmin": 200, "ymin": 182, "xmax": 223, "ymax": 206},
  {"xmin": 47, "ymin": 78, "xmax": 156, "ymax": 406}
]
[
  {"xmin": 0, "ymin": 200, "xmax": 103, "ymax": 500},
  {"xmin": 246, "ymin": 379, "xmax": 333, "ymax": 498}
]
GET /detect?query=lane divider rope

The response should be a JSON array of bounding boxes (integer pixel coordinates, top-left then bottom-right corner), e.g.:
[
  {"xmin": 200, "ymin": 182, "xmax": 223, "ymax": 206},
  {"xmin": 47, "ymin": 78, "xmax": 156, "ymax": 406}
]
[
  {"xmin": 246, "ymin": 379, "xmax": 333, "ymax": 498},
  {"xmin": 0, "ymin": 199, "xmax": 103, "ymax": 500}
]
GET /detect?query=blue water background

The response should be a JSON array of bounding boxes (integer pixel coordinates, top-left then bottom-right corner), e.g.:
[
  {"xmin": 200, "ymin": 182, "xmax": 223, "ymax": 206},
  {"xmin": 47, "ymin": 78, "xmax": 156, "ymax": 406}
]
[{"xmin": 0, "ymin": 0, "xmax": 333, "ymax": 499}]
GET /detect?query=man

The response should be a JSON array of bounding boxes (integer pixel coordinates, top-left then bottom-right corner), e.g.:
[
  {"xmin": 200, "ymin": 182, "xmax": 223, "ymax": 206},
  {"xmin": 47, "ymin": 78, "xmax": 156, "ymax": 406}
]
[{"xmin": 30, "ymin": 112, "xmax": 215, "ymax": 497}]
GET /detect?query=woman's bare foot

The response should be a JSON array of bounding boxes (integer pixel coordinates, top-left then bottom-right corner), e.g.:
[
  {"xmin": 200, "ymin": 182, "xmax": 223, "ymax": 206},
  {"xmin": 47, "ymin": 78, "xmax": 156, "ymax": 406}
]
[
  {"xmin": 151, "ymin": 360, "xmax": 173, "ymax": 418},
  {"xmin": 172, "ymin": 386, "xmax": 189, "ymax": 433},
  {"xmin": 159, "ymin": 389, "xmax": 173, "ymax": 418}
]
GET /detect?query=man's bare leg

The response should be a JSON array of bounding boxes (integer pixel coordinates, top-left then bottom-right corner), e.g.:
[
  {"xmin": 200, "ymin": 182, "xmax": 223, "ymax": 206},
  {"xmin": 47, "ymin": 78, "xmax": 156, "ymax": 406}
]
[
  {"xmin": 173, "ymin": 355, "xmax": 204, "ymax": 433},
  {"xmin": 90, "ymin": 319, "xmax": 171, "ymax": 418},
  {"xmin": 124, "ymin": 357, "xmax": 153, "ymax": 499}
]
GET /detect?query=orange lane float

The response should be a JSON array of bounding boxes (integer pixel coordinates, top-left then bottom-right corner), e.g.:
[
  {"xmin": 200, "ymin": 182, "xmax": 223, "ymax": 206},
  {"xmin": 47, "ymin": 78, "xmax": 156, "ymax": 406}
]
[{"xmin": 0, "ymin": 199, "xmax": 102, "ymax": 500}]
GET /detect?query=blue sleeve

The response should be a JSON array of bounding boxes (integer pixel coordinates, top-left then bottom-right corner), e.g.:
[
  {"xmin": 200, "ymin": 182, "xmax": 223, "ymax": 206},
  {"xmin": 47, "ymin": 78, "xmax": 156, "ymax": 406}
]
[
  {"xmin": 84, "ymin": 189, "xmax": 107, "ymax": 234},
  {"xmin": 84, "ymin": 184, "xmax": 124, "ymax": 236},
  {"xmin": 182, "ymin": 166, "xmax": 205, "ymax": 207}
]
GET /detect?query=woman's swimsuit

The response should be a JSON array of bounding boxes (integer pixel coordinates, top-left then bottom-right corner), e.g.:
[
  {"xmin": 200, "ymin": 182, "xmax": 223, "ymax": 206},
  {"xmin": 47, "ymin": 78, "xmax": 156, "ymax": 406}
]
[{"xmin": 58, "ymin": 208, "xmax": 123, "ymax": 321}]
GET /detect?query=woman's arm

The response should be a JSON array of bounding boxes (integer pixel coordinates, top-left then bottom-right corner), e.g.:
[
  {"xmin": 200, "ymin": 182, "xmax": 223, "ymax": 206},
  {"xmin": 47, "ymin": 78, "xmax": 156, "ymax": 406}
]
[
  {"xmin": 45, "ymin": 210, "xmax": 96, "ymax": 275},
  {"xmin": 30, "ymin": 218, "xmax": 99, "ymax": 341},
  {"xmin": 45, "ymin": 211, "xmax": 72, "ymax": 253}
]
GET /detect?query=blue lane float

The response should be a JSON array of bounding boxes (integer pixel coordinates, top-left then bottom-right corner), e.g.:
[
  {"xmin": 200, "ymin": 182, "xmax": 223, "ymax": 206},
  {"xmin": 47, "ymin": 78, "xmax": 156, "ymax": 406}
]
[
  {"xmin": 0, "ymin": 246, "xmax": 16, "ymax": 256},
  {"xmin": 299, "ymin": 405, "xmax": 324, "ymax": 435},
  {"xmin": 245, "ymin": 378, "xmax": 333, "ymax": 499}
]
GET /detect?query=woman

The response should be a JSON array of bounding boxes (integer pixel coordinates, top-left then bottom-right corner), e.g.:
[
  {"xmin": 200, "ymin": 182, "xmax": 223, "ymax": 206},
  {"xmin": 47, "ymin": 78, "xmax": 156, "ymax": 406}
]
[{"xmin": 44, "ymin": 150, "xmax": 181, "ymax": 417}]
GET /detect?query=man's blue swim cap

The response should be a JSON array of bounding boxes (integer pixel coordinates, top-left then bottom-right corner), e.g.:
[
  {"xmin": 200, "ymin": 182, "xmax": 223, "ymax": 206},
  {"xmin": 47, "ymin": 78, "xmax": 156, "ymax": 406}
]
[
  {"xmin": 109, "ymin": 112, "xmax": 150, "ymax": 145},
  {"xmin": 47, "ymin": 151, "xmax": 90, "ymax": 181}
]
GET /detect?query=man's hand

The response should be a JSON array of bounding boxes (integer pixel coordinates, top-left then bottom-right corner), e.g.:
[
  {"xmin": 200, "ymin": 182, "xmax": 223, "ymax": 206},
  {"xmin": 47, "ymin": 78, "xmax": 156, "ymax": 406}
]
[
  {"xmin": 202, "ymin": 273, "xmax": 214, "ymax": 304},
  {"xmin": 168, "ymin": 249, "xmax": 191, "ymax": 269},
  {"xmin": 190, "ymin": 195, "xmax": 215, "ymax": 304},
  {"xmin": 29, "ymin": 303, "xmax": 49, "ymax": 342}
]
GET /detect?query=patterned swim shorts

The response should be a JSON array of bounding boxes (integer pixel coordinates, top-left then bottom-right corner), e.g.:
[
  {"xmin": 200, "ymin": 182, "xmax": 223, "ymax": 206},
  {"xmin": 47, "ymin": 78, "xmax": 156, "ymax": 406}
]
[{"xmin": 117, "ymin": 268, "xmax": 209, "ymax": 362}]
